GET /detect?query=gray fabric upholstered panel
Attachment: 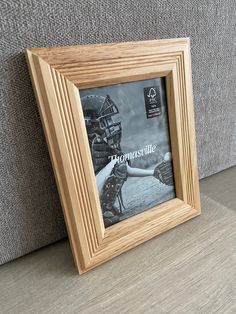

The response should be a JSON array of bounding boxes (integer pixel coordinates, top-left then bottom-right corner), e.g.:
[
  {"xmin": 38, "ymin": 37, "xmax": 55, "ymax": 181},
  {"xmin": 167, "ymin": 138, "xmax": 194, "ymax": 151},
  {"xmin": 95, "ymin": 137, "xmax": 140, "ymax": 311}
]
[{"xmin": 0, "ymin": 0, "xmax": 235, "ymax": 264}]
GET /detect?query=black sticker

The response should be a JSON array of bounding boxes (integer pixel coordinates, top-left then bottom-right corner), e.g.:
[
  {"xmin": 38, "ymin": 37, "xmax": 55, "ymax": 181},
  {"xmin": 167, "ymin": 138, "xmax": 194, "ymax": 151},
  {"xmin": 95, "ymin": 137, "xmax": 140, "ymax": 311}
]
[{"xmin": 144, "ymin": 86, "xmax": 162, "ymax": 119}]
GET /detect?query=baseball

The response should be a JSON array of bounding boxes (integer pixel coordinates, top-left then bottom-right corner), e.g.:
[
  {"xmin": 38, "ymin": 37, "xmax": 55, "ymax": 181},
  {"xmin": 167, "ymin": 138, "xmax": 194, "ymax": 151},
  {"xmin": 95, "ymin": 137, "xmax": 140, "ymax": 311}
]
[{"xmin": 164, "ymin": 152, "xmax": 172, "ymax": 161}]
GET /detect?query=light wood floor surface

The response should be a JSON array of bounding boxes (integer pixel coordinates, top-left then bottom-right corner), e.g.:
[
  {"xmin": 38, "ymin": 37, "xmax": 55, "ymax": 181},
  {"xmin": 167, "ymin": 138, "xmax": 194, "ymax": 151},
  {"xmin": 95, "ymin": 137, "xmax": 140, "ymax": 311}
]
[{"xmin": 0, "ymin": 167, "xmax": 236, "ymax": 313}]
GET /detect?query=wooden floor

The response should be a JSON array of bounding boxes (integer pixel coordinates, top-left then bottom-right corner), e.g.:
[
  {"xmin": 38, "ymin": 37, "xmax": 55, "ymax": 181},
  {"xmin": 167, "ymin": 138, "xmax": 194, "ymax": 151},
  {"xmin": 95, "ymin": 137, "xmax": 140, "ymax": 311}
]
[{"xmin": 0, "ymin": 167, "xmax": 236, "ymax": 314}]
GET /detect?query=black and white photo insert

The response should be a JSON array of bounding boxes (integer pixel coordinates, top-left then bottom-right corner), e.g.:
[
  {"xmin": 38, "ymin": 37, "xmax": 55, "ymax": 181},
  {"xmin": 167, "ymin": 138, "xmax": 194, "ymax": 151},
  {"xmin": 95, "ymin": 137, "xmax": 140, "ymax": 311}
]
[{"xmin": 80, "ymin": 78, "xmax": 175, "ymax": 227}]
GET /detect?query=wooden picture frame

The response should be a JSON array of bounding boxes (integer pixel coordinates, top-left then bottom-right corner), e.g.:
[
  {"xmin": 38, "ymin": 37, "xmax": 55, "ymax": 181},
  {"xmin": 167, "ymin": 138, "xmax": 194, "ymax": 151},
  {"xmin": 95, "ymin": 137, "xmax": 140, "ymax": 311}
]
[{"xmin": 26, "ymin": 38, "xmax": 201, "ymax": 274}]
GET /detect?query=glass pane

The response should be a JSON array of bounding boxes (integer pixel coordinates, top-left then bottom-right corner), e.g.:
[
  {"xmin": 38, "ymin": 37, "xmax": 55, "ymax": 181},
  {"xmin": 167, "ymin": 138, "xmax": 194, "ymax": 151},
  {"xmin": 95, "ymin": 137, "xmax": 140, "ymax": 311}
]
[{"xmin": 80, "ymin": 77, "xmax": 175, "ymax": 228}]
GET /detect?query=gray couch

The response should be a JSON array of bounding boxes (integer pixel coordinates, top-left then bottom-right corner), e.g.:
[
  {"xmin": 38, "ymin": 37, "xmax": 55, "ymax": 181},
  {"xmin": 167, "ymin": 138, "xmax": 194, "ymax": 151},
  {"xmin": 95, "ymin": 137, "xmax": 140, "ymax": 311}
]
[{"xmin": 0, "ymin": 0, "xmax": 235, "ymax": 264}]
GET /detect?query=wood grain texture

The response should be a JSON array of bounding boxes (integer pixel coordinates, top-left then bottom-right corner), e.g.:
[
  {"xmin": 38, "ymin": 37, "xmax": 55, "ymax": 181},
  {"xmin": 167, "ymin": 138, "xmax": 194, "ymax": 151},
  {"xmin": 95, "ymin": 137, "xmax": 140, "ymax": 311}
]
[
  {"xmin": 0, "ymin": 172, "xmax": 235, "ymax": 313},
  {"xmin": 26, "ymin": 38, "xmax": 201, "ymax": 273}
]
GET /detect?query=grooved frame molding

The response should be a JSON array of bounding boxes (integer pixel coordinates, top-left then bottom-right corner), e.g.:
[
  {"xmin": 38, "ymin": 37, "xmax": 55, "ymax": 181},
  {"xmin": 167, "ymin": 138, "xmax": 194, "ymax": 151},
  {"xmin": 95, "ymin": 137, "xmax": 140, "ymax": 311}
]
[{"xmin": 26, "ymin": 38, "xmax": 201, "ymax": 274}]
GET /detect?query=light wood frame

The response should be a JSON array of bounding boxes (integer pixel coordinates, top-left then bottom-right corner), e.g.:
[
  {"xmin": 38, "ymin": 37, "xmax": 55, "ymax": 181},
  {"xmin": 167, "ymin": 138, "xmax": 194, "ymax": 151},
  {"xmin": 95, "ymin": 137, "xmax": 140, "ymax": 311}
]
[{"xmin": 26, "ymin": 38, "xmax": 201, "ymax": 274}]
